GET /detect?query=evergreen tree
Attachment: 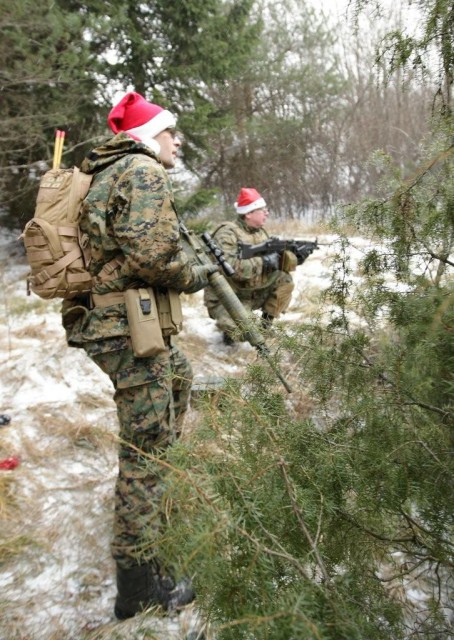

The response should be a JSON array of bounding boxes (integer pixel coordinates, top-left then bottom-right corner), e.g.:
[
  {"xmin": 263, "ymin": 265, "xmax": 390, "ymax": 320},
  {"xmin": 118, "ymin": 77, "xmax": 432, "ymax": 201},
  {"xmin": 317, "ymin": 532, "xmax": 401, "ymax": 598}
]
[
  {"xmin": 150, "ymin": 2, "xmax": 453, "ymax": 638},
  {"xmin": 0, "ymin": 0, "xmax": 261, "ymax": 226},
  {"xmin": 194, "ymin": 0, "xmax": 349, "ymax": 217},
  {"xmin": 58, "ymin": 0, "xmax": 262, "ymax": 167},
  {"xmin": 0, "ymin": 0, "xmax": 100, "ymax": 226}
]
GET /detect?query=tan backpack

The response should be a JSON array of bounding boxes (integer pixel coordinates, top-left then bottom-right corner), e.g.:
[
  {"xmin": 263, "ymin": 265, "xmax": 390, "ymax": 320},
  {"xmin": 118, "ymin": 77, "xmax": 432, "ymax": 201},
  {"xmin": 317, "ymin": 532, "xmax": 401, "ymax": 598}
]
[{"xmin": 21, "ymin": 166, "xmax": 94, "ymax": 299}]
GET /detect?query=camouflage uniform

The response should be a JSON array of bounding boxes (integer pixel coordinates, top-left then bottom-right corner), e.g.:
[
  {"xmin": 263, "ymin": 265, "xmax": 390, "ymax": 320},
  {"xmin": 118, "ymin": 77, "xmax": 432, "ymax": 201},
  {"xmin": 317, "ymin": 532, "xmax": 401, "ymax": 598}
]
[
  {"xmin": 62, "ymin": 133, "xmax": 202, "ymax": 570},
  {"xmin": 203, "ymin": 218, "xmax": 294, "ymax": 337}
]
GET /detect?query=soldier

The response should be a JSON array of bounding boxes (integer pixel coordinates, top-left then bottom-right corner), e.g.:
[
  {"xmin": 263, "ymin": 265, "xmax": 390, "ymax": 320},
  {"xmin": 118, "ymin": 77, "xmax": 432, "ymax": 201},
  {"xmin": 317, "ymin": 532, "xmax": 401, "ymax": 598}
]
[
  {"xmin": 61, "ymin": 92, "xmax": 217, "ymax": 620},
  {"xmin": 203, "ymin": 187, "xmax": 294, "ymax": 344}
]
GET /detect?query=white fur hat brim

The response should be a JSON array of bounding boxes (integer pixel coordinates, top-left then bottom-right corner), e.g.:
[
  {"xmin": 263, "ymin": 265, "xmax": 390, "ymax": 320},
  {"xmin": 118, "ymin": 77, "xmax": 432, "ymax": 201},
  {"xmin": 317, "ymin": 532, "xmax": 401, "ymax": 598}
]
[
  {"xmin": 235, "ymin": 197, "xmax": 267, "ymax": 214},
  {"xmin": 126, "ymin": 109, "xmax": 176, "ymax": 155}
]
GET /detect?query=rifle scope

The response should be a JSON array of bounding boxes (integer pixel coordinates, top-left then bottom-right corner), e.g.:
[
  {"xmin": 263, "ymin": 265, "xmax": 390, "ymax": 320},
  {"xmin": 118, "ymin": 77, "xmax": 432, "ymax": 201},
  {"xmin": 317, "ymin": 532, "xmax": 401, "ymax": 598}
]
[{"xmin": 201, "ymin": 232, "xmax": 235, "ymax": 277}]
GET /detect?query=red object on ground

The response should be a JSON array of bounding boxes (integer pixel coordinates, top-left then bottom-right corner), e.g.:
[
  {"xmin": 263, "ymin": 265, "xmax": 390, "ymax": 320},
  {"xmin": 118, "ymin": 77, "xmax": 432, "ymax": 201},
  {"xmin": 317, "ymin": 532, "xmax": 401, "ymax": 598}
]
[{"xmin": 0, "ymin": 456, "xmax": 20, "ymax": 470}]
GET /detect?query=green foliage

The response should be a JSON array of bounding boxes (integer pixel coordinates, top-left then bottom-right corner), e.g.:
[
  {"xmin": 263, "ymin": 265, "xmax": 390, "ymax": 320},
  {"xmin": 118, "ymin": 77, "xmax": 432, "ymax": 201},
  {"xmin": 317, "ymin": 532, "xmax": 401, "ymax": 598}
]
[
  {"xmin": 155, "ymin": 258, "xmax": 452, "ymax": 637},
  {"xmin": 1, "ymin": 0, "xmax": 437, "ymax": 227},
  {"xmin": 67, "ymin": 0, "xmax": 261, "ymax": 163},
  {"xmin": 0, "ymin": 0, "xmax": 103, "ymax": 226},
  {"xmin": 374, "ymin": 0, "xmax": 453, "ymax": 113},
  {"xmin": 175, "ymin": 188, "xmax": 221, "ymax": 220},
  {"xmin": 156, "ymin": 374, "xmax": 410, "ymax": 638},
  {"xmin": 145, "ymin": 3, "xmax": 453, "ymax": 637},
  {"xmin": 0, "ymin": 0, "xmax": 261, "ymax": 227}
]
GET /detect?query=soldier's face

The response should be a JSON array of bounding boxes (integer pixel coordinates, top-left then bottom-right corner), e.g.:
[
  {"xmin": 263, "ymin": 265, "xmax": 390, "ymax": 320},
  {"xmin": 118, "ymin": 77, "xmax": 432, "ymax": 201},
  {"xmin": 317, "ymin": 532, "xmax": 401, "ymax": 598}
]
[
  {"xmin": 154, "ymin": 128, "xmax": 182, "ymax": 169},
  {"xmin": 244, "ymin": 207, "xmax": 269, "ymax": 228}
]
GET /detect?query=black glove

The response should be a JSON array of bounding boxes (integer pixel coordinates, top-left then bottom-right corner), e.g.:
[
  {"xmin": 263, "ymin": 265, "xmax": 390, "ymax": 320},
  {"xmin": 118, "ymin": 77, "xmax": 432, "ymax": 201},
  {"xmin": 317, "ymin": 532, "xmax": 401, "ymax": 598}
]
[
  {"xmin": 296, "ymin": 247, "xmax": 314, "ymax": 265},
  {"xmin": 185, "ymin": 264, "xmax": 219, "ymax": 294},
  {"xmin": 262, "ymin": 252, "xmax": 280, "ymax": 273}
]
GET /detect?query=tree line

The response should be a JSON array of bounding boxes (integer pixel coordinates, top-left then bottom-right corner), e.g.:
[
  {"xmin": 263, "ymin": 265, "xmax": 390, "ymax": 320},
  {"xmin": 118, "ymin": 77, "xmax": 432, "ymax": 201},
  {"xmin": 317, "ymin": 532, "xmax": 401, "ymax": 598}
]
[{"xmin": 0, "ymin": 0, "xmax": 435, "ymax": 226}]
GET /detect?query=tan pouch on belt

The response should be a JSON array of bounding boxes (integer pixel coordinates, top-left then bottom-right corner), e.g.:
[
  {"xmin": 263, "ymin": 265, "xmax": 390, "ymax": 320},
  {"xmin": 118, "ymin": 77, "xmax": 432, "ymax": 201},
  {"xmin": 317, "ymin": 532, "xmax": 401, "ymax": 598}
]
[
  {"xmin": 124, "ymin": 288, "xmax": 166, "ymax": 357},
  {"xmin": 156, "ymin": 289, "xmax": 183, "ymax": 335},
  {"xmin": 280, "ymin": 250, "xmax": 298, "ymax": 272}
]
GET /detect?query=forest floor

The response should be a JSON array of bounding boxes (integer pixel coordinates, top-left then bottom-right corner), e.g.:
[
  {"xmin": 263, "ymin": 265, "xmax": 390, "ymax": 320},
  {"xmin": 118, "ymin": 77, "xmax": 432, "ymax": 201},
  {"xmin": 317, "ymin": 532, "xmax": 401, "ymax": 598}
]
[{"xmin": 0, "ymin": 221, "xmax": 374, "ymax": 640}]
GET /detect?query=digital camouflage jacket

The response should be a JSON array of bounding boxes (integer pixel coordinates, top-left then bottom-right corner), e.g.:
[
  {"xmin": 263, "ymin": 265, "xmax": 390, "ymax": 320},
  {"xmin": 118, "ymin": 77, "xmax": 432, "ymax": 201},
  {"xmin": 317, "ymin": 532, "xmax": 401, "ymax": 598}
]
[
  {"xmin": 62, "ymin": 133, "xmax": 197, "ymax": 345},
  {"xmin": 211, "ymin": 217, "xmax": 273, "ymax": 292}
]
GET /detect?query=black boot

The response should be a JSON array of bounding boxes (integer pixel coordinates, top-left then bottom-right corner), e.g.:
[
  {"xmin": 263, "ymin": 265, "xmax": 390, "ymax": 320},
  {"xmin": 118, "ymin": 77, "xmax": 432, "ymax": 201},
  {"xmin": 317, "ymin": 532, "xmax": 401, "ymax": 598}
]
[
  {"xmin": 261, "ymin": 312, "xmax": 275, "ymax": 329},
  {"xmin": 222, "ymin": 331, "xmax": 235, "ymax": 346},
  {"xmin": 114, "ymin": 563, "xmax": 195, "ymax": 620}
]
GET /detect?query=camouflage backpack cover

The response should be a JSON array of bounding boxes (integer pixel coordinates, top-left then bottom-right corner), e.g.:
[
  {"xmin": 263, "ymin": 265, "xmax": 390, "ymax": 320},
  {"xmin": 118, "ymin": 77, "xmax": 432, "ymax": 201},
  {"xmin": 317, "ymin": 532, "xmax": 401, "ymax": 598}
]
[{"xmin": 21, "ymin": 166, "xmax": 93, "ymax": 299}]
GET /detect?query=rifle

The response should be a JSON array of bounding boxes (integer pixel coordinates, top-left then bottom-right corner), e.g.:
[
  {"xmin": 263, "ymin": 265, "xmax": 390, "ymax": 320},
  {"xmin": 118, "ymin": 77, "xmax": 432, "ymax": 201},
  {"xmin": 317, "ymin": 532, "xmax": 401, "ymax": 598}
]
[
  {"xmin": 238, "ymin": 237, "xmax": 319, "ymax": 267},
  {"xmin": 180, "ymin": 222, "xmax": 292, "ymax": 394}
]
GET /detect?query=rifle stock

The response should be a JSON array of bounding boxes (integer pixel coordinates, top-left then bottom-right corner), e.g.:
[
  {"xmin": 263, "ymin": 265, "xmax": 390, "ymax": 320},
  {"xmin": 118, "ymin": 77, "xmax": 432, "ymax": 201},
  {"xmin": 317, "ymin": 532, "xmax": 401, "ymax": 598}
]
[{"xmin": 180, "ymin": 222, "xmax": 292, "ymax": 393}]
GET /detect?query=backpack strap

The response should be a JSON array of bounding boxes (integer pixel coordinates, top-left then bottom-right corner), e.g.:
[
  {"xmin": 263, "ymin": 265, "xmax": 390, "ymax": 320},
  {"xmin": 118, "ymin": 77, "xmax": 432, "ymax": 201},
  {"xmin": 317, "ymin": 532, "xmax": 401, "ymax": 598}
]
[
  {"xmin": 97, "ymin": 256, "xmax": 125, "ymax": 283},
  {"xmin": 211, "ymin": 221, "xmax": 234, "ymax": 236},
  {"xmin": 68, "ymin": 167, "xmax": 93, "ymax": 222},
  {"xmin": 87, "ymin": 256, "xmax": 126, "ymax": 307},
  {"xmin": 32, "ymin": 248, "xmax": 90, "ymax": 286}
]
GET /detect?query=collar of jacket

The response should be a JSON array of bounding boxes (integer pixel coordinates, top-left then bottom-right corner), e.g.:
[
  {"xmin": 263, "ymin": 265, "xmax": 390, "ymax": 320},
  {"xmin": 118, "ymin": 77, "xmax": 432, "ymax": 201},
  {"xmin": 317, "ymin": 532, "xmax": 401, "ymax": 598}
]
[
  {"xmin": 81, "ymin": 132, "xmax": 161, "ymax": 174},
  {"xmin": 238, "ymin": 216, "xmax": 262, "ymax": 234}
]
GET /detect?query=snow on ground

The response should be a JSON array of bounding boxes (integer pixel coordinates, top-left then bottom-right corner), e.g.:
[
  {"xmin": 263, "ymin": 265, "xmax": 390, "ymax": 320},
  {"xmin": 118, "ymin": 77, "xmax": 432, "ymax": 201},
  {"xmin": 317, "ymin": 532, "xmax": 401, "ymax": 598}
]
[{"xmin": 0, "ymin": 226, "xmax": 380, "ymax": 640}]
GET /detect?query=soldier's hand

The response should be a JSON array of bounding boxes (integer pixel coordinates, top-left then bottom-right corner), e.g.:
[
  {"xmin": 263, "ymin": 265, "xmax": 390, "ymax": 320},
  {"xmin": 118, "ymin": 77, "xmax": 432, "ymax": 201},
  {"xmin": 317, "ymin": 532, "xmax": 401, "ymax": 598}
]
[
  {"xmin": 296, "ymin": 246, "xmax": 315, "ymax": 265},
  {"xmin": 262, "ymin": 252, "xmax": 280, "ymax": 273},
  {"xmin": 185, "ymin": 264, "xmax": 219, "ymax": 294}
]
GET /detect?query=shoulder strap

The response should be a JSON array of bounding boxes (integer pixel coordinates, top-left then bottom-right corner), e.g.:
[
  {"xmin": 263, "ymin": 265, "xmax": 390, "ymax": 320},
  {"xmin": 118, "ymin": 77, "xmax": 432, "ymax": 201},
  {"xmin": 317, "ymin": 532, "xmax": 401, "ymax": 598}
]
[
  {"xmin": 97, "ymin": 256, "xmax": 125, "ymax": 283},
  {"xmin": 212, "ymin": 221, "xmax": 239, "ymax": 237},
  {"xmin": 68, "ymin": 167, "xmax": 93, "ymax": 223}
]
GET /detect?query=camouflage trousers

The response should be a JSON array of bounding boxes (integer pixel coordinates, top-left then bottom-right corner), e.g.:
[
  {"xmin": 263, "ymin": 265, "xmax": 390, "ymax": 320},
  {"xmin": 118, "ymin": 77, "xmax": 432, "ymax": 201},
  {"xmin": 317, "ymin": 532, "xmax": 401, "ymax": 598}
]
[
  {"xmin": 204, "ymin": 270, "xmax": 294, "ymax": 336},
  {"xmin": 84, "ymin": 336, "xmax": 193, "ymax": 569}
]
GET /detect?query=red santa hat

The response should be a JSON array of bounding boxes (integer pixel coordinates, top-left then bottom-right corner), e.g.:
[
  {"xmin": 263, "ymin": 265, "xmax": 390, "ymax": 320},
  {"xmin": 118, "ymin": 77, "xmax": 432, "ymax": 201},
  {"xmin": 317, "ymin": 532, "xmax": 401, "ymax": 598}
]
[
  {"xmin": 107, "ymin": 92, "xmax": 177, "ymax": 154},
  {"xmin": 234, "ymin": 188, "xmax": 267, "ymax": 215}
]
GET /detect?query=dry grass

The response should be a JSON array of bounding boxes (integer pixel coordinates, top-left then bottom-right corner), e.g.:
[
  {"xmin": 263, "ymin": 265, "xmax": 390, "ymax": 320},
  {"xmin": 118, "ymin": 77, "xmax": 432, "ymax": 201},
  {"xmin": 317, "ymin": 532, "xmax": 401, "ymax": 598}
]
[
  {"xmin": 82, "ymin": 606, "xmax": 209, "ymax": 640},
  {"xmin": 3, "ymin": 406, "xmax": 116, "ymax": 466},
  {"xmin": 265, "ymin": 218, "xmax": 335, "ymax": 237},
  {"xmin": 13, "ymin": 320, "xmax": 56, "ymax": 339},
  {"xmin": 7, "ymin": 295, "xmax": 60, "ymax": 317},
  {"xmin": 0, "ymin": 474, "xmax": 17, "ymax": 518},
  {"xmin": 0, "ymin": 533, "xmax": 39, "ymax": 565},
  {"xmin": 290, "ymin": 283, "xmax": 326, "ymax": 314},
  {"xmin": 0, "ymin": 473, "xmax": 38, "ymax": 564},
  {"xmin": 39, "ymin": 403, "xmax": 116, "ymax": 446}
]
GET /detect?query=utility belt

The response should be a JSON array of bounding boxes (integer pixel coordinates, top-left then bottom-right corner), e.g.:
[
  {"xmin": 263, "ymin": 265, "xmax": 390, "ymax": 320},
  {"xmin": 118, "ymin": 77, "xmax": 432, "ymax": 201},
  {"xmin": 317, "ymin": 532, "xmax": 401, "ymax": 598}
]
[{"xmin": 91, "ymin": 287, "xmax": 182, "ymax": 357}]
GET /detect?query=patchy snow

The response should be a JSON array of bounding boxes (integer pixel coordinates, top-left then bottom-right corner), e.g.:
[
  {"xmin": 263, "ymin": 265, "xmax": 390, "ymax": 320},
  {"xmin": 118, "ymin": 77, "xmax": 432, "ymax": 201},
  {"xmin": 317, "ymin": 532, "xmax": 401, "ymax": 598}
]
[{"xmin": 0, "ymin": 226, "xmax": 405, "ymax": 639}]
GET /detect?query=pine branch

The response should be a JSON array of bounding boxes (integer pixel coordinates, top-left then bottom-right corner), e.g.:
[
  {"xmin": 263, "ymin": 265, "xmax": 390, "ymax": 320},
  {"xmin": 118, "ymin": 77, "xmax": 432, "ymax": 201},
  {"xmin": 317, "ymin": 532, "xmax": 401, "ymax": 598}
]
[
  {"xmin": 277, "ymin": 457, "xmax": 330, "ymax": 583},
  {"xmin": 228, "ymin": 474, "xmax": 311, "ymax": 580},
  {"xmin": 400, "ymin": 509, "xmax": 454, "ymax": 552},
  {"xmin": 393, "ymin": 145, "xmax": 454, "ymax": 200}
]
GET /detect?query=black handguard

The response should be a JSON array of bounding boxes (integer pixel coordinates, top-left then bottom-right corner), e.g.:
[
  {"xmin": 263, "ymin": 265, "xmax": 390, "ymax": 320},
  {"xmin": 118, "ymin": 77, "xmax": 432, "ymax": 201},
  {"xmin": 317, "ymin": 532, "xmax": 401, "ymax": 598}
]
[{"xmin": 238, "ymin": 238, "xmax": 319, "ymax": 266}]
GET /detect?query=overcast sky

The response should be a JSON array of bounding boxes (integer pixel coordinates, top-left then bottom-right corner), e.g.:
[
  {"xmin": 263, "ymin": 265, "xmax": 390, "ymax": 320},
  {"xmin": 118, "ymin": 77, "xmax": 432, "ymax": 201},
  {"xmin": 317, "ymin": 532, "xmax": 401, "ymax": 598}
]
[{"xmin": 317, "ymin": 0, "xmax": 421, "ymax": 31}]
